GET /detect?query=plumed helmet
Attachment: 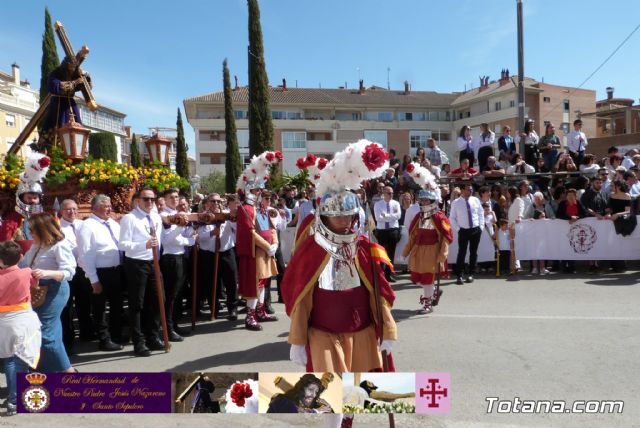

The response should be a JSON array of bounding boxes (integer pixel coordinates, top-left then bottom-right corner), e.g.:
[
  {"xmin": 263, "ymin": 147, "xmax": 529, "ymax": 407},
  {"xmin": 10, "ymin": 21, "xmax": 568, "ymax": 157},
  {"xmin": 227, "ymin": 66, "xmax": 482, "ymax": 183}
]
[{"xmin": 15, "ymin": 153, "xmax": 50, "ymax": 218}]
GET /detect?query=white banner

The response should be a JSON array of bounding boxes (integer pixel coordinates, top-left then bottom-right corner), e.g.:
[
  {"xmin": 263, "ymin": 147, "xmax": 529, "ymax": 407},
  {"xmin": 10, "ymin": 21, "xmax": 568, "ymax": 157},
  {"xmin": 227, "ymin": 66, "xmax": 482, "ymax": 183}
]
[
  {"xmin": 514, "ymin": 217, "xmax": 640, "ymax": 261},
  {"xmin": 447, "ymin": 227, "xmax": 496, "ymax": 264}
]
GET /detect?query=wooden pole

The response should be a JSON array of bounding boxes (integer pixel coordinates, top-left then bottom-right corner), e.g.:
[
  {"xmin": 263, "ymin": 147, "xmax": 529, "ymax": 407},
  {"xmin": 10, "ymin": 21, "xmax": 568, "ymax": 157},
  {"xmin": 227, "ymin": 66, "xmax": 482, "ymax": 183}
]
[
  {"xmin": 210, "ymin": 230, "xmax": 220, "ymax": 321},
  {"xmin": 150, "ymin": 226, "xmax": 171, "ymax": 352},
  {"xmin": 191, "ymin": 242, "xmax": 198, "ymax": 330}
]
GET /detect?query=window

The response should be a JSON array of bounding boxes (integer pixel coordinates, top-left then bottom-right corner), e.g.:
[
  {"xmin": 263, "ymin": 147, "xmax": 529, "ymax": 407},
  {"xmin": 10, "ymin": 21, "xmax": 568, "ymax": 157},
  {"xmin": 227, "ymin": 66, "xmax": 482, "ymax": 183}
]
[
  {"xmin": 399, "ymin": 112, "xmax": 412, "ymax": 121},
  {"xmin": 5, "ymin": 113, "xmax": 15, "ymax": 127},
  {"xmin": 364, "ymin": 112, "xmax": 393, "ymax": 121},
  {"xmin": 234, "ymin": 110, "xmax": 247, "ymax": 119},
  {"xmin": 543, "ymin": 97, "xmax": 551, "ymax": 103},
  {"xmin": 466, "ymin": 112, "xmax": 471, "ymax": 118},
  {"xmin": 432, "ymin": 131, "xmax": 451, "ymax": 141},
  {"xmin": 364, "ymin": 130, "xmax": 388, "ymax": 149},
  {"xmin": 409, "ymin": 131, "xmax": 431, "ymax": 150},
  {"xmin": 282, "ymin": 131, "xmax": 306, "ymax": 149},
  {"xmin": 509, "ymin": 100, "xmax": 516, "ymax": 108},
  {"xmin": 287, "ymin": 112, "xmax": 301, "ymax": 120},
  {"xmin": 352, "ymin": 112, "xmax": 361, "ymax": 121},
  {"xmin": 272, "ymin": 111, "xmax": 286, "ymax": 120},
  {"xmin": 200, "ymin": 154, "xmax": 214, "ymax": 165},
  {"xmin": 563, "ymin": 100, "xmax": 570, "ymax": 112},
  {"xmin": 495, "ymin": 101, "xmax": 502, "ymax": 111},
  {"xmin": 237, "ymin": 129, "xmax": 249, "ymax": 149}
]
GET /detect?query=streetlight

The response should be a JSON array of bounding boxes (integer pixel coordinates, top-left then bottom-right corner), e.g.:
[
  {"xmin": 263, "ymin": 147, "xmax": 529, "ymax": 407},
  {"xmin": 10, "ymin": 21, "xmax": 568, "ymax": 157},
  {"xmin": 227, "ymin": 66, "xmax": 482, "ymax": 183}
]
[{"xmin": 145, "ymin": 133, "xmax": 171, "ymax": 165}]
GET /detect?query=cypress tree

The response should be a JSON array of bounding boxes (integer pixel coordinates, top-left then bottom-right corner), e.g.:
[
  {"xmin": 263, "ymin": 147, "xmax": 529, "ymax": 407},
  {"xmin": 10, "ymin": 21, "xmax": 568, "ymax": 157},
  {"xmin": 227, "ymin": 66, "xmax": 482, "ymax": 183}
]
[
  {"xmin": 130, "ymin": 133, "xmax": 141, "ymax": 167},
  {"xmin": 39, "ymin": 7, "xmax": 60, "ymax": 104},
  {"xmin": 223, "ymin": 59, "xmax": 242, "ymax": 193},
  {"xmin": 247, "ymin": 0, "xmax": 273, "ymax": 156},
  {"xmin": 175, "ymin": 108, "xmax": 190, "ymax": 180},
  {"xmin": 88, "ymin": 132, "xmax": 117, "ymax": 162}
]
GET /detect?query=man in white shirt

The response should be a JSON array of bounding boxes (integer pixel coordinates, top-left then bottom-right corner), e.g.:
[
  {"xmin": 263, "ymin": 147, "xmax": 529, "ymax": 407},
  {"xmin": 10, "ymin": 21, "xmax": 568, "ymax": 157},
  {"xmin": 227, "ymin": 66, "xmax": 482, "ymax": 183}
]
[
  {"xmin": 567, "ymin": 119, "xmax": 588, "ymax": 166},
  {"xmin": 373, "ymin": 186, "xmax": 401, "ymax": 282},
  {"xmin": 59, "ymin": 199, "xmax": 94, "ymax": 350},
  {"xmin": 449, "ymin": 182, "xmax": 484, "ymax": 284},
  {"xmin": 77, "ymin": 195, "xmax": 125, "ymax": 352},
  {"xmin": 118, "ymin": 188, "xmax": 164, "ymax": 357},
  {"xmin": 197, "ymin": 193, "xmax": 239, "ymax": 321},
  {"xmin": 160, "ymin": 189, "xmax": 196, "ymax": 342},
  {"xmin": 621, "ymin": 149, "xmax": 638, "ymax": 170},
  {"xmin": 426, "ymin": 138, "xmax": 449, "ymax": 168}
]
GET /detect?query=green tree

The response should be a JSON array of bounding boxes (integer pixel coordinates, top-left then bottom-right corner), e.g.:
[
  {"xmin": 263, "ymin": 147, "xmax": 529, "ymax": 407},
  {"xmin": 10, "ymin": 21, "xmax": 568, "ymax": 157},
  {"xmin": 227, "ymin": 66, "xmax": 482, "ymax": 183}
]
[
  {"xmin": 247, "ymin": 0, "xmax": 273, "ymax": 156},
  {"xmin": 88, "ymin": 132, "xmax": 117, "ymax": 162},
  {"xmin": 130, "ymin": 133, "xmax": 141, "ymax": 167},
  {"xmin": 175, "ymin": 108, "xmax": 190, "ymax": 180},
  {"xmin": 39, "ymin": 7, "xmax": 60, "ymax": 104},
  {"xmin": 223, "ymin": 59, "xmax": 242, "ymax": 193},
  {"xmin": 199, "ymin": 170, "xmax": 226, "ymax": 195}
]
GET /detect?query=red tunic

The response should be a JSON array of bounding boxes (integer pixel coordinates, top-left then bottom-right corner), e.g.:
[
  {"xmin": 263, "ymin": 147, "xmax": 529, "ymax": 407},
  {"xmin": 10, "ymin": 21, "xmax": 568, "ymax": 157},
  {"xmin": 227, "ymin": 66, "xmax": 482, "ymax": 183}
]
[{"xmin": 236, "ymin": 203, "xmax": 259, "ymax": 299}]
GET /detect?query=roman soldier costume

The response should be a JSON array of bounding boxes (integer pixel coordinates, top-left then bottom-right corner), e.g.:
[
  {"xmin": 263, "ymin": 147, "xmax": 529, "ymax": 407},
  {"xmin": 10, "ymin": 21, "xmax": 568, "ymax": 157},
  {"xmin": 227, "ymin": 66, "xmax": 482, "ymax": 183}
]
[
  {"xmin": 292, "ymin": 154, "xmax": 327, "ymax": 253},
  {"xmin": 0, "ymin": 153, "xmax": 50, "ymax": 253},
  {"xmin": 402, "ymin": 162, "xmax": 453, "ymax": 314},
  {"xmin": 282, "ymin": 140, "xmax": 397, "ymax": 373},
  {"xmin": 235, "ymin": 151, "xmax": 282, "ymax": 331}
]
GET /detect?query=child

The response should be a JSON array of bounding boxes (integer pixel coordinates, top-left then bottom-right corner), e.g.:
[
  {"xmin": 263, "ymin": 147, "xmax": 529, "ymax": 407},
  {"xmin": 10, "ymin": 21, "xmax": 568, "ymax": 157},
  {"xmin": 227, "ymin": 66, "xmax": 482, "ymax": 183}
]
[
  {"xmin": 531, "ymin": 210, "xmax": 550, "ymax": 275},
  {"xmin": 0, "ymin": 241, "xmax": 42, "ymax": 416},
  {"xmin": 496, "ymin": 219, "xmax": 511, "ymax": 276}
]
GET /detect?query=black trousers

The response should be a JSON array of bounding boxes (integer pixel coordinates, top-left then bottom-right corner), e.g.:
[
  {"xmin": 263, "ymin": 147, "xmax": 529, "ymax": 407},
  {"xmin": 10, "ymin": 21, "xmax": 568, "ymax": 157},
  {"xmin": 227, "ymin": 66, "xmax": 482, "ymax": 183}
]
[
  {"xmin": 94, "ymin": 266, "xmax": 125, "ymax": 342},
  {"xmin": 524, "ymin": 145, "xmax": 538, "ymax": 166},
  {"xmin": 499, "ymin": 250, "xmax": 511, "ymax": 275},
  {"xmin": 477, "ymin": 146, "xmax": 494, "ymax": 172},
  {"xmin": 198, "ymin": 248, "xmax": 238, "ymax": 313},
  {"xmin": 374, "ymin": 228, "xmax": 400, "ymax": 277},
  {"xmin": 123, "ymin": 257, "xmax": 162, "ymax": 345},
  {"xmin": 61, "ymin": 267, "xmax": 93, "ymax": 347},
  {"xmin": 455, "ymin": 227, "xmax": 482, "ymax": 276},
  {"xmin": 459, "ymin": 150, "xmax": 475, "ymax": 168},
  {"xmin": 160, "ymin": 254, "xmax": 186, "ymax": 331},
  {"xmin": 275, "ymin": 231, "xmax": 286, "ymax": 300}
]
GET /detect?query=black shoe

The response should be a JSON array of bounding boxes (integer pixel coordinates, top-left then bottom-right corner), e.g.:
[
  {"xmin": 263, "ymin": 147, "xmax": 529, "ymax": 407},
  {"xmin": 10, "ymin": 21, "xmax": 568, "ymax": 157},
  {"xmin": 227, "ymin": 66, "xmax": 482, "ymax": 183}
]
[
  {"xmin": 99, "ymin": 340, "xmax": 124, "ymax": 352},
  {"xmin": 174, "ymin": 326, "xmax": 191, "ymax": 337},
  {"xmin": 265, "ymin": 303, "xmax": 275, "ymax": 315},
  {"xmin": 168, "ymin": 330, "xmax": 184, "ymax": 342},
  {"xmin": 465, "ymin": 275, "xmax": 474, "ymax": 283},
  {"xmin": 147, "ymin": 338, "xmax": 165, "ymax": 350},
  {"xmin": 386, "ymin": 276, "xmax": 397, "ymax": 283},
  {"xmin": 228, "ymin": 308, "xmax": 238, "ymax": 321},
  {"xmin": 456, "ymin": 276, "xmax": 464, "ymax": 285},
  {"xmin": 134, "ymin": 344, "xmax": 151, "ymax": 357}
]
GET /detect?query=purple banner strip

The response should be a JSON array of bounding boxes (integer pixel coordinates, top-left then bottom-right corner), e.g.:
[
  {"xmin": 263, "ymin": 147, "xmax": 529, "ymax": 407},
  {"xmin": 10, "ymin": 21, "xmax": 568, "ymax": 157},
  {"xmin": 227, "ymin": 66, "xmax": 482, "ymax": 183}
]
[{"xmin": 17, "ymin": 372, "xmax": 171, "ymax": 413}]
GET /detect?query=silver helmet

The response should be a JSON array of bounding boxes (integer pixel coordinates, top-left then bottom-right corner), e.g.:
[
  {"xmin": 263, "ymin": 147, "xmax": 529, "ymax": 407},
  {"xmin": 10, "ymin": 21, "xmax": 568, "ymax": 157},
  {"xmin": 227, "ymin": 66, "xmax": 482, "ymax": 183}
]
[{"xmin": 15, "ymin": 153, "xmax": 50, "ymax": 218}]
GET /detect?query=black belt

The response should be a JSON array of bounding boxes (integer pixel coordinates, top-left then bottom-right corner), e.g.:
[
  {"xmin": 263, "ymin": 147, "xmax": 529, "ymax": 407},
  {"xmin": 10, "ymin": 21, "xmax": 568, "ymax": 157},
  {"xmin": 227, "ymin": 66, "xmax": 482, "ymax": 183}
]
[
  {"xmin": 200, "ymin": 248, "xmax": 233, "ymax": 254},
  {"xmin": 97, "ymin": 266, "xmax": 120, "ymax": 271},
  {"xmin": 460, "ymin": 226, "xmax": 480, "ymax": 231}
]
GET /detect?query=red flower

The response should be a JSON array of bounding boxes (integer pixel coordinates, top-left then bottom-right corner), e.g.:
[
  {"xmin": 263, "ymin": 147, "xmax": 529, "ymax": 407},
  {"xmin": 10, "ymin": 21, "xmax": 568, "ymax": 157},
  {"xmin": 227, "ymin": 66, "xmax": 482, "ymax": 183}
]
[
  {"xmin": 305, "ymin": 153, "xmax": 317, "ymax": 167},
  {"xmin": 405, "ymin": 163, "xmax": 415, "ymax": 173},
  {"xmin": 296, "ymin": 158, "xmax": 307, "ymax": 170},
  {"xmin": 38, "ymin": 156, "xmax": 51, "ymax": 169},
  {"xmin": 275, "ymin": 151, "xmax": 283, "ymax": 161},
  {"xmin": 251, "ymin": 168, "xmax": 256, "ymax": 174},
  {"xmin": 230, "ymin": 382, "xmax": 253, "ymax": 407},
  {"xmin": 242, "ymin": 176, "xmax": 248, "ymax": 182},
  {"xmin": 361, "ymin": 144, "xmax": 387, "ymax": 171},
  {"xmin": 317, "ymin": 158, "xmax": 328, "ymax": 170},
  {"xmin": 265, "ymin": 152, "xmax": 275, "ymax": 162}
]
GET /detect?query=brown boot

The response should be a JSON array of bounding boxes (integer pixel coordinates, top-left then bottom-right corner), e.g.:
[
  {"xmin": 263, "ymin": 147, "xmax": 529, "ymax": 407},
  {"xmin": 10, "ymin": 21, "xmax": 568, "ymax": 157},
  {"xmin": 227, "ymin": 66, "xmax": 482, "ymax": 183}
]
[
  {"xmin": 256, "ymin": 303, "xmax": 278, "ymax": 322},
  {"xmin": 244, "ymin": 308, "xmax": 262, "ymax": 331}
]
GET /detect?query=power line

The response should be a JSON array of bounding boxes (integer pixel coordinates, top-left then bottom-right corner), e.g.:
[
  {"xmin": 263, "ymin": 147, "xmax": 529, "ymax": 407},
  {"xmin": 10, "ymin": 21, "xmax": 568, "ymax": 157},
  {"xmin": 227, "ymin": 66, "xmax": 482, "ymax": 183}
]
[{"xmin": 544, "ymin": 22, "xmax": 640, "ymax": 120}]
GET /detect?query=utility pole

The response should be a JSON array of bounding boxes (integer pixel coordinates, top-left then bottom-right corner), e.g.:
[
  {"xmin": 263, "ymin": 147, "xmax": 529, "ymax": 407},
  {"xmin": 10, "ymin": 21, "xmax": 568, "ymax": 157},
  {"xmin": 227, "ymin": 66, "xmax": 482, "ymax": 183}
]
[
  {"xmin": 387, "ymin": 67, "xmax": 390, "ymax": 90},
  {"xmin": 517, "ymin": 0, "xmax": 526, "ymax": 154}
]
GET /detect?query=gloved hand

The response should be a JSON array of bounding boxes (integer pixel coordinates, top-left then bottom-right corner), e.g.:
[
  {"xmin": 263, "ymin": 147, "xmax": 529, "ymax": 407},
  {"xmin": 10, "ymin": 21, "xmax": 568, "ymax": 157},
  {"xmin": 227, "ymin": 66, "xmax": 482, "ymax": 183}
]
[
  {"xmin": 380, "ymin": 339, "xmax": 394, "ymax": 355},
  {"xmin": 267, "ymin": 244, "xmax": 278, "ymax": 257},
  {"xmin": 290, "ymin": 344, "xmax": 307, "ymax": 366}
]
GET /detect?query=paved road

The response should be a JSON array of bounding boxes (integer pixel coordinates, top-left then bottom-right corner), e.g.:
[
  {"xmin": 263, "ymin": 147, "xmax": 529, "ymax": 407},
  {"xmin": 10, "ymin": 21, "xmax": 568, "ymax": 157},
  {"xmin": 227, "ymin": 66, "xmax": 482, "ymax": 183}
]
[{"xmin": 3, "ymin": 267, "xmax": 639, "ymax": 427}]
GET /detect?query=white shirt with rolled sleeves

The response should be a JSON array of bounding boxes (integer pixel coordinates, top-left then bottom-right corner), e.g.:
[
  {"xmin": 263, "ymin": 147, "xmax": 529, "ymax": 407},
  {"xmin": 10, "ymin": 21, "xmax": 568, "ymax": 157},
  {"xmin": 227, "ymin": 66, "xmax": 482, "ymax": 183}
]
[
  {"xmin": 473, "ymin": 131, "xmax": 495, "ymax": 160},
  {"xmin": 567, "ymin": 130, "xmax": 588, "ymax": 154},
  {"xmin": 77, "ymin": 214, "xmax": 121, "ymax": 284},
  {"xmin": 160, "ymin": 207, "xmax": 195, "ymax": 255},
  {"xmin": 59, "ymin": 217, "xmax": 83, "ymax": 260},
  {"xmin": 373, "ymin": 199, "xmax": 401, "ymax": 230},
  {"xmin": 198, "ymin": 218, "xmax": 236, "ymax": 252},
  {"xmin": 19, "ymin": 239, "xmax": 76, "ymax": 282},
  {"xmin": 118, "ymin": 207, "xmax": 162, "ymax": 261},
  {"xmin": 449, "ymin": 196, "xmax": 484, "ymax": 231}
]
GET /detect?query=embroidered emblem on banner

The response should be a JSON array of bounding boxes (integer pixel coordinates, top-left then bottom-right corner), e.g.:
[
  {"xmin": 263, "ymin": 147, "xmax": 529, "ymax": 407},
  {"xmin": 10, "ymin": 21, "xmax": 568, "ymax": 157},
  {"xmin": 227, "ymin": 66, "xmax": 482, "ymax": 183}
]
[
  {"xmin": 567, "ymin": 224, "xmax": 597, "ymax": 254},
  {"xmin": 21, "ymin": 373, "xmax": 50, "ymax": 413}
]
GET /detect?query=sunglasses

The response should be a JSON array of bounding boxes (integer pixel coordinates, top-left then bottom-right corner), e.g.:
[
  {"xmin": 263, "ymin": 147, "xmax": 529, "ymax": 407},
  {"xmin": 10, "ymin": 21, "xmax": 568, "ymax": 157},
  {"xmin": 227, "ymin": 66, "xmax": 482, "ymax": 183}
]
[{"xmin": 142, "ymin": 197, "xmax": 156, "ymax": 202}]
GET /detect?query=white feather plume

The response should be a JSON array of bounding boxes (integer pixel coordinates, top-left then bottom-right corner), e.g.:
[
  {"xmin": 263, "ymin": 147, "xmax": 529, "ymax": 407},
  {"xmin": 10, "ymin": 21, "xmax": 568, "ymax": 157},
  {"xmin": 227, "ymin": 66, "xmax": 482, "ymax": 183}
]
[
  {"xmin": 406, "ymin": 162, "xmax": 437, "ymax": 190},
  {"xmin": 236, "ymin": 150, "xmax": 281, "ymax": 191},
  {"xmin": 316, "ymin": 139, "xmax": 389, "ymax": 195},
  {"xmin": 20, "ymin": 152, "xmax": 50, "ymax": 185}
]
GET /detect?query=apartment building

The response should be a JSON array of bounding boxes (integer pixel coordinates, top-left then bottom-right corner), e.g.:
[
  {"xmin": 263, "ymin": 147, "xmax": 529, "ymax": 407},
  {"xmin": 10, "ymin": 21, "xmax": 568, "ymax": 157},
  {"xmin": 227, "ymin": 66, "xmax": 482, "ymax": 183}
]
[
  {"xmin": 184, "ymin": 72, "xmax": 596, "ymax": 176},
  {"xmin": 0, "ymin": 64, "xmax": 38, "ymax": 158}
]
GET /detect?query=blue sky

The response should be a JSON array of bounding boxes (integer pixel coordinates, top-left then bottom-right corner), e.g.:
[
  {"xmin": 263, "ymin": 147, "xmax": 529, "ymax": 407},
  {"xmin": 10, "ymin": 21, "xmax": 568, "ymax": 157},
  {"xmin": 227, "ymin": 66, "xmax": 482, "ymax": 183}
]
[{"xmin": 2, "ymin": 1, "xmax": 639, "ymax": 157}]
